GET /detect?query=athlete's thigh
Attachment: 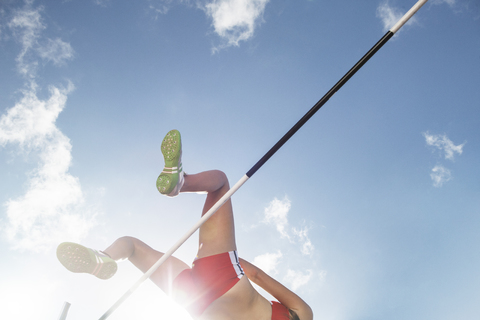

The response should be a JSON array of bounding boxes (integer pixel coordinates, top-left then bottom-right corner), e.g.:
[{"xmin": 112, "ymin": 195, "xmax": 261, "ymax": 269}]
[
  {"xmin": 128, "ymin": 238, "xmax": 190, "ymax": 294},
  {"xmin": 197, "ymin": 190, "xmax": 237, "ymax": 258}
]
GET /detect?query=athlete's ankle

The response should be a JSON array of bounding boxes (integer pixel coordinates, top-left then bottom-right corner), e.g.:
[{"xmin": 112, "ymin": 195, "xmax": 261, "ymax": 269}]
[{"xmin": 100, "ymin": 250, "xmax": 112, "ymax": 259}]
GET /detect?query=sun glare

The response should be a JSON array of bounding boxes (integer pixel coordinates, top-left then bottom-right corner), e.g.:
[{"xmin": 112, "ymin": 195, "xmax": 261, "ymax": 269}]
[
  {"xmin": 0, "ymin": 277, "xmax": 56, "ymax": 319},
  {"xmin": 116, "ymin": 282, "xmax": 193, "ymax": 320}
]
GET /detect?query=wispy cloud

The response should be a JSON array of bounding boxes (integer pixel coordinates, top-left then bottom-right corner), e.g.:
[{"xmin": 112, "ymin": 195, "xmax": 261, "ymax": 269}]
[
  {"xmin": 263, "ymin": 196, "xmax": 291, "ymax": 239},
  {"xmin": 253, "ymin": 250, "xmax": 283, "ymax": 275},
  {"xmin": 376, "ymin": 0, "xmax": 459, "ymax": 33},
  {"xmin": 37, "ymin": 37, "xmax": 74, "ymax": 66},
  {"xmin": 430, "ymin": 165, "xmax": 452, "ymax": 188},
  {"xmin": 93, "ymin": 0, "xmax": 112, "ymax": 7},
  {"xmin": 0, "ymin": 84, "xmax": 98, "ymax": 253},
  {"xmin": 147, "ymin": 0, "xmax": 270, "ymax": 51},
  {"xmin": 7, "ymin": 2, "xmax": 74, "ymax": 79},
  {"xmin": 423, "ymin": 132, "xmax": 465, "ymax": 161},
  {"xmin": 376, "ymin": 1, "xmax": 417, "ymax": 33},
  {"xmin": 7, "ymin": 2, "xmax": 45, "ymax": 78},
  {"xmin": 256, "ymin": 197, "xmax": 324, "ymax": 292},
  {"xmin": 203, "ymin": 0, "xmax": 270, "ymax": 52},
  {"xmin": 263, "ymin": 196, "xmax": 315, "ymax": 256},
  {"xmin": 253, "ymin": 252, "xmax": 324, "ymax": 292},
  {"xmin": 293, "ymin": 226, "xmax": 314, "ymax": 256},
  {"xmin": 423, "ymin": 132, "xmax": 464, "ymax": 188},
  {"xmin": 431, "ymin": 0, "xmax": 456, "ymax": 6},
  {"xmin": 0, "ymin": 1, "xmax": 97, "ymax": 252},
  {"xmin": 283, "ymin": 269, "xmax": 314, "ymax": 291},
  {"xmin": 148, "ymin": 0, "xmax": 180, "ymax": 16}
]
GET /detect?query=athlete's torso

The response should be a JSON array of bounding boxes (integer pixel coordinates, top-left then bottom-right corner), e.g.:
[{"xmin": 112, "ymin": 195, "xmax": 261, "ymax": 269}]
[{"xmin": 199, "ymin": 276, "xmax": 273, "ymax": 320}]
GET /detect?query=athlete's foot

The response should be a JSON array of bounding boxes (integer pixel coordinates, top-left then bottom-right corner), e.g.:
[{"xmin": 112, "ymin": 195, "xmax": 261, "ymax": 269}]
[
  {"xmin": 156, "ymin": 129, "xmax": 184, "ymax": 197},
  {"xmin": 56, "ymin": 242, "xmax": 117, "ymax": 280}
]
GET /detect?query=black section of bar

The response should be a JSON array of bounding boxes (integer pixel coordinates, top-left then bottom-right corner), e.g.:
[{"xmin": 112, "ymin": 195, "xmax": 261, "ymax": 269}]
[{"xmin": 246, "ymin": 31, "xmax": 394, "ymax": 178}]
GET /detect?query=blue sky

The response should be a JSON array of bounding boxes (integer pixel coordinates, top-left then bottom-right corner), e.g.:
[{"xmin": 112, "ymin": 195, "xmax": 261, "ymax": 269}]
[{"xmin": 0, "ymin": 0, "xmax": 479, "ymax": 319}]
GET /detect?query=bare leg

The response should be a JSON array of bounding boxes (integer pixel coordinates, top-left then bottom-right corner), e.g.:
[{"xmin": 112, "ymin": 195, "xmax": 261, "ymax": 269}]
[
  {"xmin": 100, "ymin": 171, "xmax": 236, "ymax": 290},
  {"xmin": 180, "ymin": 170, "xmax": 237, "ymax": 258},
  {"xmin": 103, "ymin": 236, "xmax": 189, "ymax": 294}
]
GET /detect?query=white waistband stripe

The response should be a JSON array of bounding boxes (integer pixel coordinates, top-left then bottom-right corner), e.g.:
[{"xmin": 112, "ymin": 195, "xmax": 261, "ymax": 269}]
[{"xmin": 228, "ymin": 251, "xmax": 244, "ymax": 279}]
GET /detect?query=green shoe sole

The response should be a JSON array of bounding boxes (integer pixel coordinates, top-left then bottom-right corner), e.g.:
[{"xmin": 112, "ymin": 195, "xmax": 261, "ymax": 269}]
[
  {"xmin": 161, "ymin": 129, "xmax": 181, "ymax": 167},
  {"xmin": 156, "ymin": 172, "xmax": 176, "ymax": 194},
  {"xmin": 56, "ymin": 242, "xmax": 117, "ymax": 280},
  {"xmin": 157, "ymin": 129, "xmax": 183, "ymax": 195}
]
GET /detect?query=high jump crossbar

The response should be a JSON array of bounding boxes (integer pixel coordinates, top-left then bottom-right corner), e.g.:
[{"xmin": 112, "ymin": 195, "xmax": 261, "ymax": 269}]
[{"xmin": 98, "ymin": 1, "xmax": 428, "ymax": 319}]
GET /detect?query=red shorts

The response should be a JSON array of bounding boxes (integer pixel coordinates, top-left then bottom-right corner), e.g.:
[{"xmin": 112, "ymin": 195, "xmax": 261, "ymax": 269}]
[
  {"xmin": 172, "ymin": 251, "xmax": 244, "ymax": 318},
  {"xmin": 271, "ymin": 301, "xmax": 290, "ymax": 320}
]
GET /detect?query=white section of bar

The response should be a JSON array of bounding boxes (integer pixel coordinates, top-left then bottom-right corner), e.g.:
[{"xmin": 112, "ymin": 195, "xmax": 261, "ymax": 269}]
[
  {"xmin": 57, "ymin": 302, "xmax": 71, "ymax": 320},
  {"xmin": 390, "ymin": 0, "xmax": 428, "ymax": 34},
  {"xmin": 99, "ymin": 174, "xmax": 250, "ymax": 320}
]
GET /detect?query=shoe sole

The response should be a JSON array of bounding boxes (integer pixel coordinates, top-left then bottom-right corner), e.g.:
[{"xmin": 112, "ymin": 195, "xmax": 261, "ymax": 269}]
[
  {"xmin": 157, "ymin": 130, "xmax": 182, "ymax": 194},
  {"xmin": 56, "ymin": 242, "xmax": 117, "ymax": 280},
  {"xmin": 161, "ymin": 129, "xmax": 181, "ymax": 166}
]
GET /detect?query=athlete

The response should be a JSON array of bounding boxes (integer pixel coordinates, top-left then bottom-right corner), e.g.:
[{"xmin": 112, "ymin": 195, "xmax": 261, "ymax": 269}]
[{"xmin": 57, "ymin": 129, "xmax": 313, "ymax": 320}]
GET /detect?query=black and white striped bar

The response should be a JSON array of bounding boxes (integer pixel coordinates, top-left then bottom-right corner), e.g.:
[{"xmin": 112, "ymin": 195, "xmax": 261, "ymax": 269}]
[
  {"xmin": 98, "ymin": 1, "xmax": 428, "ymax": 319},
  {"xmin": 247, "ymin": 0, "xmax": 428, "ymax": 178}
]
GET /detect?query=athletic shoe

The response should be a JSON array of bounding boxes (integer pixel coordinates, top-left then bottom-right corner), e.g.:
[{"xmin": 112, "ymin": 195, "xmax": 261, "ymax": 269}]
[
  {"xmin": 156, "ymin": 129, "xmax": 184, "ymax": 197},
  {"xmin": 56, "ymin": 242, "xmax": 117, "ymax": 280}
]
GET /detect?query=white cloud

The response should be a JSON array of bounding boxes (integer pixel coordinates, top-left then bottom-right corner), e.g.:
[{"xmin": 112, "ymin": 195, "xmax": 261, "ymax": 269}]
[
  {"xmin": 263, "ymin": 197, "xmax": 316, "ymax": 255},
  {"xmin": 423, "ymin": 132, "xmax": 465, "ymax": 161},
  {"xmin": 7, "ymin": 2, "xmax": 45, "ymax": 78},
  {"xmin": 37, "ymin": 37, "xmax": 74, "ymax": 66},
  {"xmin": 431, "ymin": 0, "xmax": 456, "ymax": 6},
  {"xmin": 430, "ymin": 165, "xmax": 452, "ymax": 187},
  {"xmin": 7, "ymin": 2, "xmax": 75, "ymax": 78},
  {"xmin": 0, "ymin": 85, "xmax": 69, "ymax": 148},
  {"xmin": 376, "ymin": 1, "xmax": 417, "ymax": 33},
  {"xmin": 0, "ymin": 7, "xmax": 8, "ymax": 40},
  {"xmin": 259, "ymin": 198, "xmax": 323, "ymax": 293},
  {"xmin": 0, "ymin": 85, "xmax": 98, "ymax": 253},
  {"xmin": 318, "ymin": 269, "xmax": 327, "ymax": 282},
  {"xmin": 293, "ymin": 226, "xmax": 314, "ymax": 256},
  {"xmin": 204, "ymin": 0, "xmax": 270, "ymax": 51},
  {"xmin": 253, "ymin": 250, "xmax": 283, "ymax": 275},
  {"xmin": 93, "ymin": 0, "xmax": 112, "ymax": 7},
  {"xmin": 148, "ymin": 0, "xmax": 178, "ymax": 16},
  {"xmin": 423, "ymin": 132, "xmax": 464, "ymax": 187},
  {"xmin": 0, "ymin": 1, "xmax": 96, "ymax": 253},
  {"xmin": 263, "ymin": 196, "xmax": 291, "ymax": 239},
  {"xmin": 146, "ymin": 0, "xmax": 270, "ymax": 51},
  {"xmin": 283, "ymin": 269, "xmax": 313, "ymax": 291}
]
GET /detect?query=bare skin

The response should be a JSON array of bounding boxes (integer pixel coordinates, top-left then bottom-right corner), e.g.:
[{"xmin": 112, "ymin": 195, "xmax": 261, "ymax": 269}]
[{"xmin": 103, "ymin": 170, "xmax": 313, "ymax": 320}]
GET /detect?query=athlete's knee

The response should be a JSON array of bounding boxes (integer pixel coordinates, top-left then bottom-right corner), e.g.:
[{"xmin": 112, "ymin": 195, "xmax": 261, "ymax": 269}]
[
  {"xmin": 117, "ymin": 236, "xmax": 138, "ymax": 255},
  {"xmin": 117, "ymin": 235, "xmax": 138, "ymax": 243},
  {"xmin": 213, "ymin": 170, "xmax": 229, "ymax": 187}
]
